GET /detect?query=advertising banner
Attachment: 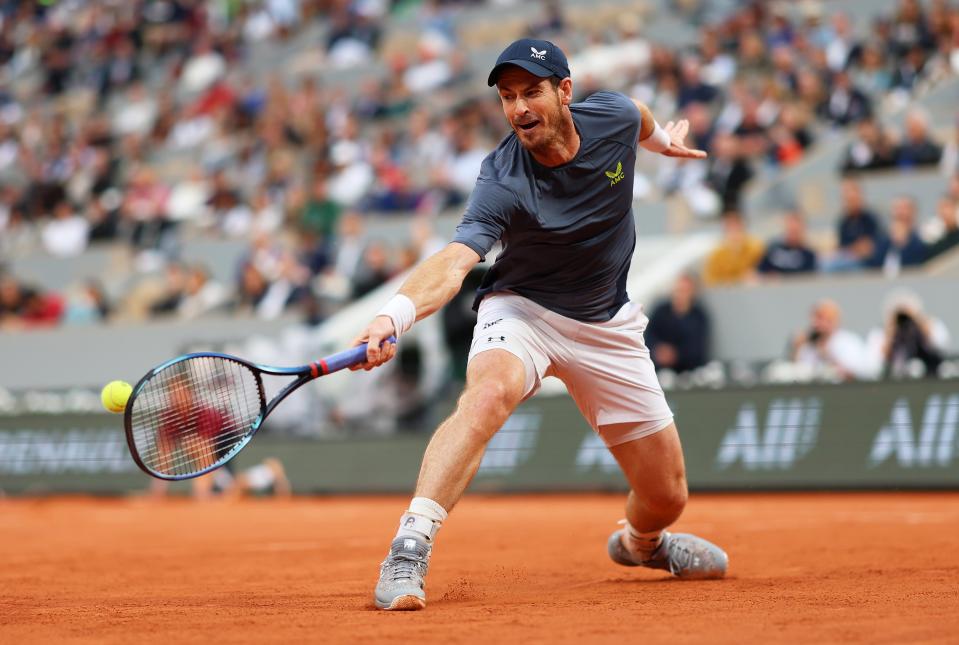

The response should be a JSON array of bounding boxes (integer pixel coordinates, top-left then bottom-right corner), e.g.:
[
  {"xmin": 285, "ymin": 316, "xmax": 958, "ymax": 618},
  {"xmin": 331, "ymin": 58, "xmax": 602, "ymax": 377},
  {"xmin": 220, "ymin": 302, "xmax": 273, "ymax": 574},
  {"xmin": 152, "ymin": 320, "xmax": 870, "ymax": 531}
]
[{"xmin": 1, "ymin": 380, "xmax": 957, "ymax": 494}]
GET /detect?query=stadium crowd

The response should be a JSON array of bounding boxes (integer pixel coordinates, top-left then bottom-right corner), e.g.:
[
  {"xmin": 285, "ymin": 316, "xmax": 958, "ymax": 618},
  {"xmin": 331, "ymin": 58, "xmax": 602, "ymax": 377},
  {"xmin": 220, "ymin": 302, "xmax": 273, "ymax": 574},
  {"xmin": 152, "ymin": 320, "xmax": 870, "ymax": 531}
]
[{"xmin": 1, "ymin": 0, "xmax": 958, "ymax": 387}]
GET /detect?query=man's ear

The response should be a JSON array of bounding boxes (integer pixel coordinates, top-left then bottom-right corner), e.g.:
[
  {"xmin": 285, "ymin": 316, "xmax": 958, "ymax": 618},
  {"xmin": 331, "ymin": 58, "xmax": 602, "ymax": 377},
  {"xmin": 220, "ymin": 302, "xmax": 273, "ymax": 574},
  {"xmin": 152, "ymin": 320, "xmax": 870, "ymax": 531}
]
[{"xmin": 558, "ymin": 77, "xmax": 573, "ymax": 105}]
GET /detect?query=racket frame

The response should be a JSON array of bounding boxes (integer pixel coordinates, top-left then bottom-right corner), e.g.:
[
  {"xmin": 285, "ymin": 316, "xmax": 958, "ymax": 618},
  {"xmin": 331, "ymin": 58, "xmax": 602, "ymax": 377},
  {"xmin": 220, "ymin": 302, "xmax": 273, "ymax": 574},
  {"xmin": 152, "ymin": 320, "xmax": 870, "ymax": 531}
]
[{"xmin": 123, "ymin": 339, "xmax": 392, "ymax": 481}]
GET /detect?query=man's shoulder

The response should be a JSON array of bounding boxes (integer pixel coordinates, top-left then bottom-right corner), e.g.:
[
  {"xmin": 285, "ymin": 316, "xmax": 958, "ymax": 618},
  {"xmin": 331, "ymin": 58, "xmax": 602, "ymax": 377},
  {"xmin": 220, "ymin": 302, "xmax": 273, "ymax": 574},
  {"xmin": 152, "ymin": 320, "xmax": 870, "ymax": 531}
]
[
  {"xmin": 570, "ymin": 91, "xmax": 642, "ymax": 145},
  {"xmin": 570, "ymin": 90, "xmax": 637, "ymax": 115}
]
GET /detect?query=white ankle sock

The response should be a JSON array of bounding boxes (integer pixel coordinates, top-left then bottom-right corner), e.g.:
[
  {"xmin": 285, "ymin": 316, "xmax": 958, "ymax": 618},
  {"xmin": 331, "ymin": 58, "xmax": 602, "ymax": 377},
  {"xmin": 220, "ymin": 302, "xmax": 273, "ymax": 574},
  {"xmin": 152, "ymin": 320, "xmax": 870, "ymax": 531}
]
[
  {"xmin": 396, "ymin": 497, "xmax": 448, "ymax": 543},
  {"xmin": 623, "ymin": 521, "xmax": 664, "ymax": 558}
]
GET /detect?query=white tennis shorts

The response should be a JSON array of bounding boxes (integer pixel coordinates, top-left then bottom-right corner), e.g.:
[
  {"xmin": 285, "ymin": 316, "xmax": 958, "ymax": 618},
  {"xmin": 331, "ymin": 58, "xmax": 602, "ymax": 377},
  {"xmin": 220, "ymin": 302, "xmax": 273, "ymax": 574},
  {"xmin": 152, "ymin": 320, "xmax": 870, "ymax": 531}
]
[{"xmin": 467, "ymin": 292, "xmax": 674, "ymax": 447}]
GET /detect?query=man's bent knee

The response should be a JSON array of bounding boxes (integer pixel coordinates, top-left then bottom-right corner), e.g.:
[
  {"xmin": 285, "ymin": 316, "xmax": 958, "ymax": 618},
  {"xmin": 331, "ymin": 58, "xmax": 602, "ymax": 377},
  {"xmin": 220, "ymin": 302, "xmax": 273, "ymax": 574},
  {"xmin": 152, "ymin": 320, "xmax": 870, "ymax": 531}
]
[{"xmin": 645, "ymin": 476, "xmax": 688, "ymax": 519}]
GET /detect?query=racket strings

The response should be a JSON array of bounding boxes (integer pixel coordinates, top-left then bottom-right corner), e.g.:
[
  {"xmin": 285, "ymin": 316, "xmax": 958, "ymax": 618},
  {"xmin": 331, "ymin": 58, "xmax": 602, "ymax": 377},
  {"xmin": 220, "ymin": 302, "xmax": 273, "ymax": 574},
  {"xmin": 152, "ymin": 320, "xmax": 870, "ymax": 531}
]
[{"xmin": 129, "ymin": 357, "xmax": 263, "ymax": 477}]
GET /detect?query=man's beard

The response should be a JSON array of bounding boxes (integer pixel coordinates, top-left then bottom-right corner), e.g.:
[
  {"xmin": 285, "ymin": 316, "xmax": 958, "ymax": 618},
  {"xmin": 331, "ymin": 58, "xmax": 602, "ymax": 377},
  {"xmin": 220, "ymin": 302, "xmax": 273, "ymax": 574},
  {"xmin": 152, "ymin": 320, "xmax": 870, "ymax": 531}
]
[{"xmin": 514, "ymin": 96, "xmax": 566, "ymax": 156}]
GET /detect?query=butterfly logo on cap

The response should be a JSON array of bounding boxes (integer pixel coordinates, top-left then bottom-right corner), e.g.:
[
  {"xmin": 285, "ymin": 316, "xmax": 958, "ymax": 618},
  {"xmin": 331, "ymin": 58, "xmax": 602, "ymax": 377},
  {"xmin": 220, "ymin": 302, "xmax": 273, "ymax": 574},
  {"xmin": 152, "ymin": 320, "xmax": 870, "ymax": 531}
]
[{"xmin": 530, "ymin": 47, "xmax": 547, "ymax": 60}]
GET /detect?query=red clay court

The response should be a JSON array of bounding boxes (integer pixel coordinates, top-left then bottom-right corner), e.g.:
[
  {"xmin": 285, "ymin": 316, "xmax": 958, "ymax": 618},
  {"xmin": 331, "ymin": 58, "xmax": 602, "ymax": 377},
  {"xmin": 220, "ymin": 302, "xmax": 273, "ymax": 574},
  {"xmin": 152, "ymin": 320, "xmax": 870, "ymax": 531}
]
[{"xmin": 2, "ymin": 492, "xmax": 958, "ymax": 644}]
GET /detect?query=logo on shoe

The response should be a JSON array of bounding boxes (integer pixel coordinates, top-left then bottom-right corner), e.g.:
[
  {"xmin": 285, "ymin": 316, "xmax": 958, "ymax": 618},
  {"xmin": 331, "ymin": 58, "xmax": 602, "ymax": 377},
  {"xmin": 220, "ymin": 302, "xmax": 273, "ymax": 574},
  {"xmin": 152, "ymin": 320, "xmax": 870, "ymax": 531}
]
[
  {"xmin": 404, "ymin": 517, "xmax": 416, "ymax": 527},
  {"xmin": 403, "ymin": 539, "xmax": 417, "ymax": 550},
  {"xmin": 530, "ymin": 47, "xmax": 547, "ymax": 60},
  {"xmin": 605, "ymin": 161, "xmax": 625, "ymax": 187}
]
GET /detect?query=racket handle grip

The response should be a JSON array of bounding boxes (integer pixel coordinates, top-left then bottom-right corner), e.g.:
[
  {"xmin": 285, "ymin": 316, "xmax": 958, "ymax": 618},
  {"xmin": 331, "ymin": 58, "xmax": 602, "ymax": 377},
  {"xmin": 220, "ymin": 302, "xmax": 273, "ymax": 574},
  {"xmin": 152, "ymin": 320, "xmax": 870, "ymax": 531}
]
[{"xmin": 320, "ymin": 336, "xmax": 398, "ymax": 374}]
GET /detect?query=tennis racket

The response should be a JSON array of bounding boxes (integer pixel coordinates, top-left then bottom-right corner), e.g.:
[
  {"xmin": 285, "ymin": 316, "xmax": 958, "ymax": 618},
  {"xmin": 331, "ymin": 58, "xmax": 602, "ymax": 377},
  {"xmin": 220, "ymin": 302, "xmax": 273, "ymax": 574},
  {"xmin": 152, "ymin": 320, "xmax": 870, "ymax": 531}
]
[{"xmin": 123, "ymin": 338, "xmax": 395, "ymax": 481}]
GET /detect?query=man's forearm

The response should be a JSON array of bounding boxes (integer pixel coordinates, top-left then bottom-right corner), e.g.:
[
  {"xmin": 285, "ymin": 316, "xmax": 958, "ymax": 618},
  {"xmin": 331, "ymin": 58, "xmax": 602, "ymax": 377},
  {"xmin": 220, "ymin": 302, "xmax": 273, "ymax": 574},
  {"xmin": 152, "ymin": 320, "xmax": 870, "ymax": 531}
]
[{"xmin": 396, "ymin": 244, "xmax": 478, "ymax": 322}]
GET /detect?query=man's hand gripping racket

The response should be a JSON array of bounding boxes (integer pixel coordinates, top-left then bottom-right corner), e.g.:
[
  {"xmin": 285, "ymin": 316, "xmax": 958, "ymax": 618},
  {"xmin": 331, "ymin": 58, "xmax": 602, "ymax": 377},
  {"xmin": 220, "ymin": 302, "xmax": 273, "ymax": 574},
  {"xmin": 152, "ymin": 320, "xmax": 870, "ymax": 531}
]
[
  {"xmin": 349, "ymin": 315, "xmax": 399, "ymax": 371},
  {"xmin": 123, "ymin": 337, "xmax": 395, "ymax": 480}
]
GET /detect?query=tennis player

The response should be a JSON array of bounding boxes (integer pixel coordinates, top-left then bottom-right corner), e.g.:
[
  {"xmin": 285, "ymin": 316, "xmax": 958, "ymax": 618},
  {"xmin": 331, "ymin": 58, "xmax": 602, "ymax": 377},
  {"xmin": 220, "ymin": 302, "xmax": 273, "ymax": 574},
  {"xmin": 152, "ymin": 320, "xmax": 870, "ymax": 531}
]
[{"xmin": 353, "ymin": 39, "xmax": 728, "ymax": 611}]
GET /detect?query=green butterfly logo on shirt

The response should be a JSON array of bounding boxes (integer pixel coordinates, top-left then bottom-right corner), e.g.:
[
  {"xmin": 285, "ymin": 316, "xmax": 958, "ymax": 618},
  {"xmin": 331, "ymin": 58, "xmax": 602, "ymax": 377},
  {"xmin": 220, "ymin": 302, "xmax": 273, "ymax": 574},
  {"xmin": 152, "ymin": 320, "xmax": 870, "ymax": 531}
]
[{"xmin": 605, "ymin": 161, "xmax": 625, "ymax": 187}]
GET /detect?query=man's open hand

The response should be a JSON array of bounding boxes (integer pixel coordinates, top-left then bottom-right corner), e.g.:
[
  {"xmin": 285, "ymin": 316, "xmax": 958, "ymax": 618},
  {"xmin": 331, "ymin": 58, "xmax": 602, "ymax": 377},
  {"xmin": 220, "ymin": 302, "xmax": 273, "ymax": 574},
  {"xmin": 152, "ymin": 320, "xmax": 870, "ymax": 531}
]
[{"xmin": 661, "ymin": 120, "xmax": 708, "ymax": 159}]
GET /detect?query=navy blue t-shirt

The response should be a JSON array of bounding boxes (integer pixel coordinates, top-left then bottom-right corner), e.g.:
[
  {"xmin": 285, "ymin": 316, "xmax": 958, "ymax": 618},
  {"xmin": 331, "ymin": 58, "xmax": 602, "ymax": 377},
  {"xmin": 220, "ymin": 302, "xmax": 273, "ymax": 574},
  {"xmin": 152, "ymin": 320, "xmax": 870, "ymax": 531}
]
[{"xmin": 452, "ymin": 91, "xmax": 642, "ymax": 322}]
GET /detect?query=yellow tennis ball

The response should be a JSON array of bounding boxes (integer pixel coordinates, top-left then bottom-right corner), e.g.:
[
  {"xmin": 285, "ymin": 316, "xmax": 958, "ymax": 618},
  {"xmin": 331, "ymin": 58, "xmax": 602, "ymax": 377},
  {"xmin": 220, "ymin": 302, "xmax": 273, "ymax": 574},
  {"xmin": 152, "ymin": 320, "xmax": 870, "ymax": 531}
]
[{"xmin": 101, "ymin": 380, "xmax": 133, "ymax": 414}]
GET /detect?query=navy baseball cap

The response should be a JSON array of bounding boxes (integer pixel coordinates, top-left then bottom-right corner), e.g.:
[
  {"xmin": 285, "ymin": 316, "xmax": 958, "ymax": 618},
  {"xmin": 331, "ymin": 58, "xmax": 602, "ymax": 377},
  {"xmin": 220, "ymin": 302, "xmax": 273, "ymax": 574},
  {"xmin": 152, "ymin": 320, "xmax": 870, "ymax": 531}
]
[{"xmin": 487, "ymin": 38, "xmax": 571, "ymax": 87}]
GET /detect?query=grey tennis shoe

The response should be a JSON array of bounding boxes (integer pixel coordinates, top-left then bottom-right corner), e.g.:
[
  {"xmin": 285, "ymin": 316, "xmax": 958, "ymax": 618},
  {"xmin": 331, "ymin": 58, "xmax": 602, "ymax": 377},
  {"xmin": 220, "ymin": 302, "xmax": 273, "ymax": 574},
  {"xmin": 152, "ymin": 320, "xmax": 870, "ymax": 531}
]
[
  {"xmin": 374, "ymin": 535, "xmax": 431, "ymax": 610},
  {"xmin": 608, "ymin": 529, "xmax": 728, "ymax": 579}
]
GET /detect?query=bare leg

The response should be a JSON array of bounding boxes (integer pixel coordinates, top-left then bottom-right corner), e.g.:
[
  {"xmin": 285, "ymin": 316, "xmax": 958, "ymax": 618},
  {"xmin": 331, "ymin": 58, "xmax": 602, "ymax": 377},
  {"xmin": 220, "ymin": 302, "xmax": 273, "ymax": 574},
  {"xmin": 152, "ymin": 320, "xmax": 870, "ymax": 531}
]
[
  {"xmin": 413, "ymin": 349, "xmax": 527, "ymax": 510},
  {"xmin": 605, "ymin": 422, "xmax": 727, "ymax": 578},
  {"xmin": 374, "ymin": 349, "xmax": 528, "ymax": 609},
  {"xmin": 607, "ymin": 422, "xmax": 688, "ymax": 534}
]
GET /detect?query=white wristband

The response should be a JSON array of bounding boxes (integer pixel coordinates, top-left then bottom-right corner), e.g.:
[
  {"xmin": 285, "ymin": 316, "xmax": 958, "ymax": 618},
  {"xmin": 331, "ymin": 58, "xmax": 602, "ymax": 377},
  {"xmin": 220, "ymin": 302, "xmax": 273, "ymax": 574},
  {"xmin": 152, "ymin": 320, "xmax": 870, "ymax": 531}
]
[
  {"xmin": 376, "ymin": 294, "xmax": 416, "ymax": 337},
  {"xmin": 640, "ymin": 121, "xmax": 671, "ymax": 153}
]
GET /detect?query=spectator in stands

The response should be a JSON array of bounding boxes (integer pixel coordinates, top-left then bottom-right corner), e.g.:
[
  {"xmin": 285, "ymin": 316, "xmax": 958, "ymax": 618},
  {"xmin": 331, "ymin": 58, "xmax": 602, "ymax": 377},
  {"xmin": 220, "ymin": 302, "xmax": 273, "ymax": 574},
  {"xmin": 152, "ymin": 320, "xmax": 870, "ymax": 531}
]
[
  {"xmin": 758, "ymin": 211, "xmax": 818, "ymax": 276},
  {"xmin": 890, "ymin": 0, "xmax": 936, "ymax": 56},
  {"xmin": 352, "ymin": 241, "xmax": 392, "ymax": 298},
  {"xmin": 235, "ymin": 261, "xmax": 270, "ymax": 315},
  {"xmin": 248, "ymin": 189, "xmax": 284, "ymax": 236},
  {"xmin": 768, "ymin": 104, "xmax": 814, "ymax": 167},
  {"xmin": 704, "ymin": 133, "xmax": 753, "ymax": 213},
  {"xmin": 326, "ymin": 4, "xmax": 382, "ymax": 68},
  {"xmin": 795, "ymin": 67, "xmax": 826, "ymax": 118},
  {"xmin": 167, "ymin": 168, "xmax": 212, "ymax": 226},
  {"xmin": 327, "ymin": 120, "xmax": 375, "ymax": 208},
  {"xmin": 121, "ymin": 166, "xmax": 172, "ymax": 250},
  {"xmin": 891, "ymin": 45, "xmax": 929, "ymax": 94},
  {"xmin": 149, "ymin": 262, "xmax": 189, "ymax": 316},
  {"xmin": 325, "ymin": 211, "xmax": 367, "ymax": 290},
  {"xmin": 208, "ymin": 171, "xmax": 253, "ymax": 237},
  {"xmin": 791, "ymin": 299, "xmax": 870, "ymax": 381},
  {"xmin": 732, "ymin": 97, "xmax": 770, "ymax": 160},
  {"xmin": 17, "ymin": 287, "xmax": 64, "ymax": 328},
  {"xmin": 819, "ymin": 70, "xmax": 871, "ymax": 127},
  {"xmin": 0, "ymin": 272, "xmax": 26, "ymax": 328},
  {"xmin": 528, "ymin": 0, "xmax": 566, "ymax": 39},
  {"xmin": 895, "ymin": 108, "xmax": 943, "ymax": 168},
  {"xmin": 699, "ymin": 29, "xmax": 736, "ymax": 87},
  {"xmin": 677, "ymin": 56, "xmax": 718, "ymax": 109},
  {"xmin": 852, "ymin": 42, "xmax": 893, "ymax": 96},
  {"xmin": 866, "ymin": 290, "xmax": 950, "ymax": 379},
  {"xmin": 113, "ymin": 82, "xmax": 158, "ymax": 139},
  {"xmin": 923, "ymin": 194, "xmax": 959, "ymax": 261},
  {"xmin": 0, "ymin": 203, "xmax": 36, "ymax": 258},
  {"xmin": 41, "ymin": 201, "xmax": 90, "ymax": 257},
  {"xmin": 645, "ymin": 274, "xmax": 710, "ymax": 374},
  {"xmin": 870, "ymin": 195, "xmax": 927, "ymax": 275},
  {"xmin": 300, "ymin": 176, "xmax": 342, "ymax": 239},
  {"xmin": 177, "ymin": 265, "xmax": 229, "ymax": 320},
  {"xmin": 703, "ymin": 211, "xmax": 764, "ymax": 286},
  {"xmin": 179, "ymin": 37, "xmax": 227, "ymax": 95},
  {"xmin": 366, "ymin": 139, "xmax": 425, "ymax": 212},
  {"xmin": 825, "ymin": 179, "xmax": 884, "ymax": 272},
  {"xmin": 254, "ymin": 250, "xmax": 310, "ymax": 320},
  {"xmin": 403, "ymin": 37, "xmax": 454, "ymax": 95},
  {"xmin": 825, "ymin": 12, "xmax": 857, "ymax": 72},
  {"xmin": 63, "ymin": 279, "xmax": 112, "ymax": 326},
  {"xmin": 842, "ymin": 118, "xmax": 897, "ymax": 172}
]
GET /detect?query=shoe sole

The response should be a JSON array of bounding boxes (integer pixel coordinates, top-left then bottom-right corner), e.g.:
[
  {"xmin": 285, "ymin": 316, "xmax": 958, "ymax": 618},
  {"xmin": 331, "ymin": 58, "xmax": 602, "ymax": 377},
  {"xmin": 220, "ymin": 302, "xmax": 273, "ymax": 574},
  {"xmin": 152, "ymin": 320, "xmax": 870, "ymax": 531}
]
[{"xmin": 376, "ymin": 594, "xmax": 426, "ymax": 611}]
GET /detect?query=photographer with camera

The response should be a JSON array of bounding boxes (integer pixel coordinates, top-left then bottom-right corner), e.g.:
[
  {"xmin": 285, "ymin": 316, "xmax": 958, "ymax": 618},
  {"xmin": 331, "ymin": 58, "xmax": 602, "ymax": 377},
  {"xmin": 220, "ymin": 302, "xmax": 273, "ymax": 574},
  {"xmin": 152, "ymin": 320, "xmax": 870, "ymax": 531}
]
[
  {"xmin": 866, "ymin": 291, "xmax": 951, "ymax": 379},
  {"xmin": 790, "ymin": 299, "xmax": 871, "ymax": 381}
]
